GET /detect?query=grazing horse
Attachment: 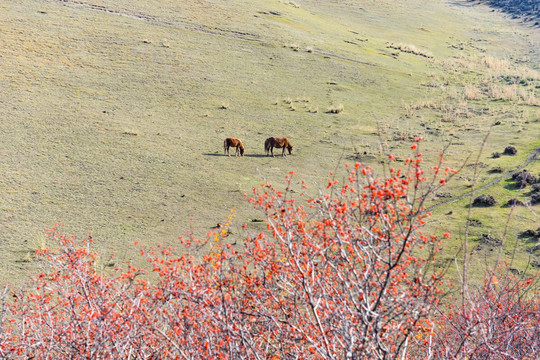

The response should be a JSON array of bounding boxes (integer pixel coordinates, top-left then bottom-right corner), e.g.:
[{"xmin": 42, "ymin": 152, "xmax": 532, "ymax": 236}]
[
  {"xmin": 224, "ymin": 137, "xmax": 245, "ymax": 157},
  {"xmin": 264, "ymin": 137, "xmax": 293, "ymax": 157}
]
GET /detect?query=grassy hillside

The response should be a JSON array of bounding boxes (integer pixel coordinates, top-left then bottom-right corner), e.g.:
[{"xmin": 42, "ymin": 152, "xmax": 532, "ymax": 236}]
[{"xmin": 1, "ymin": 0, "xmax": 539, "ymax": 285}]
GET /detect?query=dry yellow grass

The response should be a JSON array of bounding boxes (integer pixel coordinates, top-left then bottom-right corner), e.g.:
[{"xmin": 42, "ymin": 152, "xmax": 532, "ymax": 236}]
[
  {"xmin": 464, "ymin": 83, "xmax": 483, "ymax": 100},
  {"xmin": 387, "ymin": 42, "xmax": 434, "ymax": 58}
]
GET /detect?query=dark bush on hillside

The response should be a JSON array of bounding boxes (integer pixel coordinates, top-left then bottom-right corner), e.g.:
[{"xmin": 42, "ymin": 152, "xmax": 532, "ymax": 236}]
[
  {"xmin": 503, "ymin": 145, "xmax": 517, "ymax": 155},
  {"xmin": 473, "ymin": 194, "xmax": 497, "ymax": 207},
  {"xmin": 508, "ymin": 197, "xmax": 525, "ymax": 206},
  {"xmin": 521, "ymin": 227, "xmax": 540, "ymax": 239},
  {"xmin": 512, "ymin": 170, "xmax": 537, "ymax": 187},
  {"xmin": 468, "ymin": 219, "xmax": 483, "ymax": 227},
  {"xmin": 479, "ymin": 233, "xmax": 502, "ymax": 246},
  {"xmin": 531, "ymin": 192, "xmax": 540, "ymax": 205}
]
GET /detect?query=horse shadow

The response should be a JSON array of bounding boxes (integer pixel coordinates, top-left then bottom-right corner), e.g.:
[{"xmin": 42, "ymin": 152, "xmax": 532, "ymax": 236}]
[
  {"xmin": 203, "ymin": 153, "xmax": 269, "ymax": 158},
  {"xmin": 243, "ymin": 154, "xmax": 272, "ymax": 158}
]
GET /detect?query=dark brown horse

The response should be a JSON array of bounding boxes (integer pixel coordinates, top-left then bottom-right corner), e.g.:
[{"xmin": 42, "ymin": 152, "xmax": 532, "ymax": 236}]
[
  {"xmin": 264, "ymin": 137, "xmax": 293, "ymax": 157},
  {"xmin": 224, "ymin": 137, "xmax": 245, "ymax": 157}
]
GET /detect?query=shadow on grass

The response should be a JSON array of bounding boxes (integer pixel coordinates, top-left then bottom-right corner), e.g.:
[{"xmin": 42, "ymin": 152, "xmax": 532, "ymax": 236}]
[
  {"xmin": 503, "ymin": 178, "xmax": 523, "ymax": 191},
  {"xmin": 464, "ymin": 203, "xmax": 497, "ymax": 209},
  {"xmin": 203, "ymin": 153, "xmax": 270, "ymax": 158}
]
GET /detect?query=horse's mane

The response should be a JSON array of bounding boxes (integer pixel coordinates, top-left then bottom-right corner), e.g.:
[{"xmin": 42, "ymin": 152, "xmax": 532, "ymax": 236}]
[{"xmin": 238, "ymin": 141, "xmax": 245, "ymax": 155}]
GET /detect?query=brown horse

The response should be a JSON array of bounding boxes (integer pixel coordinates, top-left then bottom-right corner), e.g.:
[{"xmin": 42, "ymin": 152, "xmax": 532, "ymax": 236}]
[
  {"xmin": 264, "ymin": 137, "xmax": 293, "ymax": 157},
  {"xmin": 224, "ymin": 137, "xmax": 245, "ymax": 157}
]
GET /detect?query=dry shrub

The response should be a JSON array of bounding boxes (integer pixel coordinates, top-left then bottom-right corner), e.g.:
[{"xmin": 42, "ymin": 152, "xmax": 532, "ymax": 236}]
[
  {"xmin": 519, "ymin": 88, "xmax": 540, "ymax": 106},
  {"xmin": 441, "ymin": 111, "xmax": 453, "ymax": 122},
  {"xmin": 403, "ymin": 103, "xmax": 416, "ymax": 118},
  {"xmin": 464, "ymin": 83, "xmax": 483, "ymax": 100},
  {"xmin": 326, "ymin": 103, "xmax": 344, "ymax": 114},
  {"xmin": 387, "ymin": 42, "xmax": 434, "ymax": 58},
  {"xmin": 446, "ymin": 55, "xmax": 539, "ymax": 81},
  {"xmin": 482, "ymin": 55, "xmax": 539, "ymax": 80},
  {"xmin": 482, "ymin": 55, "xmax": 512, "ymax": 75},
  {"xmin": 411, "ymin": 99, "xmax": 471, "ymax": 122},
  {"xmin": 430, "ymin": 267, "xmax": 540, "ymax": 359},
  {"xmin": 487, "ymin": 83, "xmax": 518, "ymax": 100},
  {"xmin": 286, "ymin": 1, "xmax": 300, "ymax": 8}
]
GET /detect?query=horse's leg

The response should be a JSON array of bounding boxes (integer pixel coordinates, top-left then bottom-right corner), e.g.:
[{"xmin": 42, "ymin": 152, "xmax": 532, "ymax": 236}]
[
  {"xmin": 235, "ymin": 146, "xmax": 239, "ymax": 157},
  {"xmin": 271, "ymin": 146, "xmax": 274, "ymax": 157}
]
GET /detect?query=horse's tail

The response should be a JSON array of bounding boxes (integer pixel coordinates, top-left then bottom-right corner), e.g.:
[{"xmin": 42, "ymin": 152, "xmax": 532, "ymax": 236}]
[
  {"xmin": 224, "ymin": 138, "xmax": 228, "ymax": 153},
  {"xmin": 264, "ymin": 138, "xmax": 271, "ymax": 154}
]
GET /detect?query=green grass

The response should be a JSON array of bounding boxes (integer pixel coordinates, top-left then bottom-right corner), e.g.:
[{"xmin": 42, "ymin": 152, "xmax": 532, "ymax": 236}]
[{"xmin": 0, "ymin": 0, "xmax": 539, "ymax": 285}]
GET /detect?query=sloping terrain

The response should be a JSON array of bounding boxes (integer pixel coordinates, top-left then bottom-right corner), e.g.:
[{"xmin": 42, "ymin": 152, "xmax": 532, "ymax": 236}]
[
  {"xmin": 476, "ymin": 0, "xmax": 540, "ymax": 22},
  {"xmin": 1, "ymin": 0, "xmax": 539, "ymax": 284}
]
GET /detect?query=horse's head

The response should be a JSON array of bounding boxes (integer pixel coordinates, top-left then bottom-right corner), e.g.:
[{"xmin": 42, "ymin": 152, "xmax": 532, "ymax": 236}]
[
  {"xmin": 287, "ymin": 143, "xmax": 293, "ymax": 155},
  {"xmin": 240, "ymin": 146, "xmax": 245, "ymax": 156}
]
